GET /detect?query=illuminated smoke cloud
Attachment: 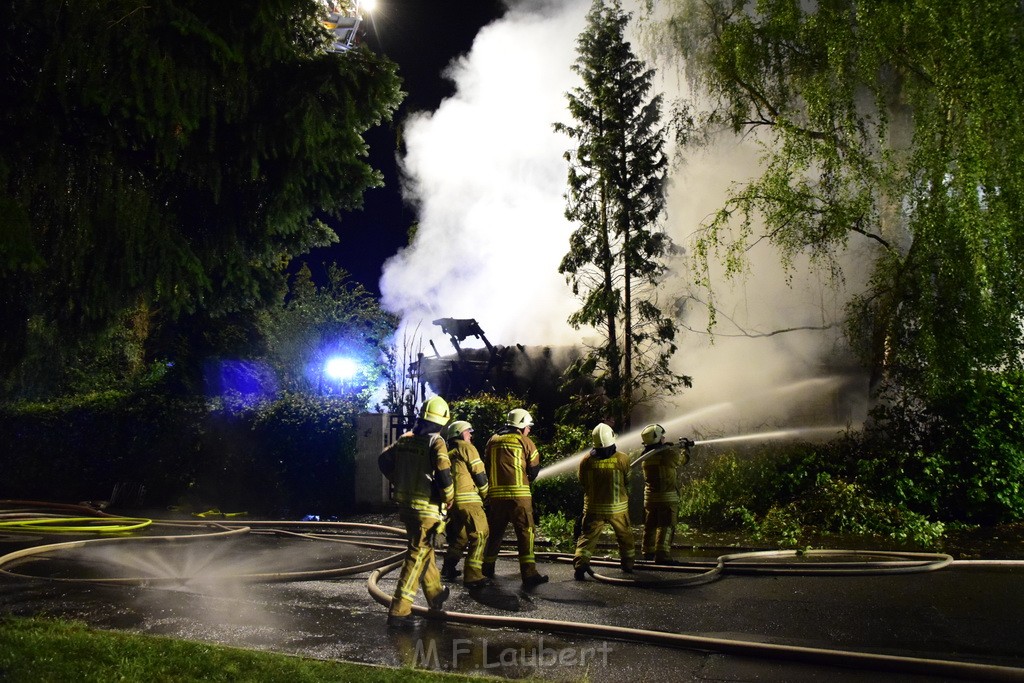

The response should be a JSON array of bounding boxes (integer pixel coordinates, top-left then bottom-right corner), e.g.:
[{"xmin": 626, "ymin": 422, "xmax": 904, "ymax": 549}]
[
  {"xmin": 381, "ymin": 0, "xmax": 870, "ymax": 428},
  {"xmin": 380, "ymin": 0, "xmax": 589, "ymax": 347}
]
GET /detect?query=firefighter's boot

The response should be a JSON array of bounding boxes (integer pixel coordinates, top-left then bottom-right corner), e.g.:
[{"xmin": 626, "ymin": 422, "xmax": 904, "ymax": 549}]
[
  {"xmin": 522, "ymin": 572, "xmax": 549, "ymax": 587},
  {"xmin": 427, "ymin": 586, "xmax": 450, "ymax": 611},
  {"xmin": 440, "ymin": 557, "xmax": 461, "ymax": 582}
]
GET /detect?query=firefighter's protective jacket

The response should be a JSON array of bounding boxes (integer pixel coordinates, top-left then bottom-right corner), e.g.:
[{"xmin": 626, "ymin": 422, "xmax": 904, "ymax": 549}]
[
  {"xmin": 448, "ymin": 439, "xmax": 489, "ymax": 506},
  {"xmin": 379, "ymin": 431, "xmax": 454, "ymax": 520},
  {"xmin": 485, "ymin": 429, "xmax": 540, "ymax": 500},
  {"xmin": 641, "ymin": 443, "xmax": 688, "ymax": 505},
  {"xmin": 579, "ymin": 448, "xmax": 631, "ymax": 516}
]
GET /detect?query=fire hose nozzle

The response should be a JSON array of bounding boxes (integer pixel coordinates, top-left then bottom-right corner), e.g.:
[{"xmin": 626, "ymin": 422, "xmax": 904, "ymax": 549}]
[{"xmin": 677, "ymin": 437, "xmax": 696, "ymax": 451}]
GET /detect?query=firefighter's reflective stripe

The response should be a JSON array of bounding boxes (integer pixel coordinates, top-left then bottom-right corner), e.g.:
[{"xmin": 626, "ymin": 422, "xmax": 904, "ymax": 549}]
[
  {"xmin": 406, "ymin": 498, "xmax": 445, "ymax": 521},
  {"xmin": 519, "ymin": 526, "xmax": 536, "ymax": 565},
  {"xmin": 454, "ymin": 491, "xmax": 481, "ymax": 505},
  {"xmin": 487, "ymin": 433, "xmax": 532, "ymax": 499},
  {"xmin": 646, "ymin": 490, "xmax": 680, "ymax": 504},
  {"xmin": 389, "ymin": 509, "xmax": 445, "ymax": 617},
  {"xmin": 449, "ymin": 440, "xmax": 487, "ymax": 506},
  {"xmin": 580, "ymin": 451, "xmax": 630, "ymax": 516},
  {"xmin": 642, "ymin": 444, "xmax": 684, "ymax": 505}
]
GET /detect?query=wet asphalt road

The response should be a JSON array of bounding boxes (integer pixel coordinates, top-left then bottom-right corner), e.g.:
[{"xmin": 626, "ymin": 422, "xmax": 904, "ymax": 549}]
[{"xmin": 2, "ymin": 527, "xmax": 1024, "ymax": 682}]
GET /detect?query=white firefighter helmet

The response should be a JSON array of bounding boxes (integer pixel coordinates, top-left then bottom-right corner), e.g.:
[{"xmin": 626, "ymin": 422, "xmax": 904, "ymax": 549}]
[
  {"xmin": 507, "ymin": 408, "xmax": 534, "ymax": 429},
  {"xmin": 445, "ymin": 420, "xmax": 473, "ymax": 440},
  {"xmin": 641, "ymin": 423, "xmax": 666, "ymax": 446},
  {"xmin": 592, "ymin": 422, "xmax": 616, "ymax": 448},
  {"xmin": 420, "ymin": 396, "xmax": 450, "ymax": 426}
]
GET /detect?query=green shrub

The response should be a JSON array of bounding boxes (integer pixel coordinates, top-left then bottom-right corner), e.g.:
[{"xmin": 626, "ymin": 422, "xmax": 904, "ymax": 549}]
[
  {"xmin": 678, "ymin": 448, "xmax": 947, "ymax": 547},
  {"xmin": 855, "ymin": 370, "xmax": 1024, "ymax": 524},
  {"xmin": 755, "ymin": 505, "xmax": 803, "ymax": 547},
  {"xmin": 449, "ymin": 393, "xmax": 536, "ymax": 447},
  {"xmin": 0, "ymin": 391, "xmax": 360, "ymax": 517},
  {"xmin": 532, "ymin": 473, "xmax": 583, "ymax": 521},
  {"xmin": 545, "ymin": 423, "xmax": 590, "ymax": 468},
  {"xmin": 537, "ymin": 510, "xmax": 577, "ymax": 552},
  {"xmin": 0, "ymin": 391, "xmax": 206, "ymax": 507}
]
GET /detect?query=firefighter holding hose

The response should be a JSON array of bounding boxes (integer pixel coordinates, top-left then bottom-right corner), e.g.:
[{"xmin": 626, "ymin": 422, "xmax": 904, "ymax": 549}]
[
  {"xmin": 481, "ymin": 408, "xmax": 549, "ymax": 587},
  {"xmin": 637, "ymin": 423, "xmax": 691, "ymax": 564},
  {"xmin": 573, "ymin": 422, "xmax": 636, "ymax": 579},
  {"xmin": 439, "ymin": 419, "xmax": 491, "ymax": 588},
  {"xmin": 377, "ymin": 396, "xmax": 454, "ymax": 629}
]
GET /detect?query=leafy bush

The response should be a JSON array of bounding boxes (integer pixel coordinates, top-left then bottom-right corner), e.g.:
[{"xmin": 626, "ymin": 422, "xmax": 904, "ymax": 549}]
[
  {"xmin": 0, "ymin": 390, "xmax": 206, "ymax": 507},
  {"xmin": 758, "ymin": 474, "xmax": 946, "ymax": 547},
  {"xmin": 545, "ymin": 423, "xmax": 590, "ymax": 468},
  {"xmin": 856, "ymin": 370, "xmax": 1024, "ymax": 524},
  {"xmin": 0, "ymin": 391, "xmax": 360, "ymax": 517},
  {"xmin": 533, "ymin": 474, "xmax": 583, "ymax": 522},
  {"xmin": 678, "ymin": 447, "xmax": 947, "ymax": 548},
  {"xmin": 196, "ymin": 392, "xmax": 359, "ymax": 516},
  {"xmin": 449, "ymin": 393, "xmax": 536, "ymax": 447},
  {"xmin": 537, "ymin": 510, "xmax": 577, "ymax": 552}
]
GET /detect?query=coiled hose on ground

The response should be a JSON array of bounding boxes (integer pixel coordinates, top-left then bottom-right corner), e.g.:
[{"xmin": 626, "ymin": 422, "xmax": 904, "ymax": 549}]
[{"xmin": 2, "ymin": 500, "xmax": 1023, "ymax": 681}]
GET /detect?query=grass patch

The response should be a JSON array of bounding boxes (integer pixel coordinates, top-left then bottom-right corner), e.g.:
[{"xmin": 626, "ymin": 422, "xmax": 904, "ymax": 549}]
[{"xmin": 0, "ymin": 616, "xmax": 490, "ymax": 683}]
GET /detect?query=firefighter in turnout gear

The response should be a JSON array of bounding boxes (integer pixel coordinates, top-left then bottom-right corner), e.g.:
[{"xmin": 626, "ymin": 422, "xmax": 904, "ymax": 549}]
[
  {"xmin": 378, "ymin": 396, "xmax": 455, "ymax": 629},
  {"xmin": 638, "ymin": 423, "xmax": 689, "ymax": 564},
  {"xmin": 573, "ymin": 422, "xmax": 636, "ymax": 580},
  {"xmin": 440, "ymin": 420, "xmax": 491, "ymax": 588},
  {"xmin": 481, "ymin": 408, "xmax": 549, "ymax": 586}
]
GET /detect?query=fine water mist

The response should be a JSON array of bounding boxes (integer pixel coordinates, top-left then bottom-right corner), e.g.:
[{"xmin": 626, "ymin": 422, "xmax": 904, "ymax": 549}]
[
  {"xmin": 14, "ymin": 533, "xmax": 382, "ymax": 638},
  {"xmin": 71, "ymin": 535, "xmax": 371, "ymax": 587}
]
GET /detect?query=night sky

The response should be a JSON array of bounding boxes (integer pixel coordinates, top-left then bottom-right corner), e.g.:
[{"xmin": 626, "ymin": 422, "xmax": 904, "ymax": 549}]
[{"xmin": 304, "ymin": 0, "xmax": 508, "ymax": 294}]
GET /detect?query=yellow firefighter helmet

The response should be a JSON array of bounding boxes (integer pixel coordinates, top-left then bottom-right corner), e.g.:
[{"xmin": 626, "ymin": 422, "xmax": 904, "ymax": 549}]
[
  {"xmin": 641, "ymin": 423, "xmax": 666, "ymax": 445},
  {"xmin": 420, "ymin": 396, "xmax": 450, "ymax": 426},
  {"xmin": 445, "ymin": 420, "xmax": 473, "ymax": 440},
  {"xmin": 592, "ymin": 422, "xmax": 616, "ymax": 448},
  {"xmin": 507, "ymin": 408, "xmax": 534, "ymax": 429}
]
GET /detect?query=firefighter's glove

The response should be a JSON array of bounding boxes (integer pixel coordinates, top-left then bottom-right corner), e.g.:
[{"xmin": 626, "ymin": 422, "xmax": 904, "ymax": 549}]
[{"xmin": 678, "ymin": 437, "xmax": 696, "ymax": 452}]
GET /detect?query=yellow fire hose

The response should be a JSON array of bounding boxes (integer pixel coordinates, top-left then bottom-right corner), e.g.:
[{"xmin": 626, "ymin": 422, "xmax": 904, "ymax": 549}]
[
  {"xmin": 0, "ymin": 516, "xmax": 153, "ymax": 534},
  {"xmin": 2, "ymin": 500, "xmax": 1022, "ymax": 680}
]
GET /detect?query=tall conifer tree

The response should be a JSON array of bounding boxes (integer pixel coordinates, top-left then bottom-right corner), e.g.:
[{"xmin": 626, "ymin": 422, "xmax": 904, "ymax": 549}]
[{"xmin": 556, "ymin": 0, "xmax": 689, "ymax": 428}]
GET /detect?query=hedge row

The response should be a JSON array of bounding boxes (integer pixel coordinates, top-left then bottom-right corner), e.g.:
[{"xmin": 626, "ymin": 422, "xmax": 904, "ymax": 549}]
[{"xmin": 0, "ymin": 392, "xmax": 360, "ymax": 517}]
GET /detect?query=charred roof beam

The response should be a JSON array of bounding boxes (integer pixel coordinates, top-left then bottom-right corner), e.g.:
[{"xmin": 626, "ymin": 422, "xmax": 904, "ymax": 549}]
[{"xmin": 432, "ymin": 318, "xmax": 495, "ymax": 360}]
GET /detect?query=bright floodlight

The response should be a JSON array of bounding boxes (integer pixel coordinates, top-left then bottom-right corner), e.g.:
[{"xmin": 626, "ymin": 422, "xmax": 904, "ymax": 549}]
[
  {"xmin": 325, "ymin": 356, "xmax": 359, "ymax": 381},
  {"xmin": 360, "ymin": 0, "xmax": 377, "ymax": 13}
]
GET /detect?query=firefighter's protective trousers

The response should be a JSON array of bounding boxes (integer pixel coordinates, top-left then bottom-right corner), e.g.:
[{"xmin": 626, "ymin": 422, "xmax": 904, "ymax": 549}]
[
  {"xmin": 483, "ymin": 497, "xmax": 541, "ymax": 578},
  {"xmin": 444, "ymin": 502, "xmax": 489, "ymax": 583},
  {"xmin": 642, "ymin": 504, "xmax": 678, "ymax": 561},
  {"xmin": 390, "ymin": 507, "xmax": 446, "ymax": 617},
  {"xmin": 574, "ymin": 511, "xmax": 635, "ymax": 569}
]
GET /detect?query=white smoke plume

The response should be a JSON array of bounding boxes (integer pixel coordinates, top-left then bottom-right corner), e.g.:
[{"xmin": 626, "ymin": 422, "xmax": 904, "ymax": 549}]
[
  {"xmin": 380, "ymin": 0, "xmax": 870, "ymax": 431},
  {"xmin": 380, "ymin": 0, "xmax": 589, "ymax": 347}
]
